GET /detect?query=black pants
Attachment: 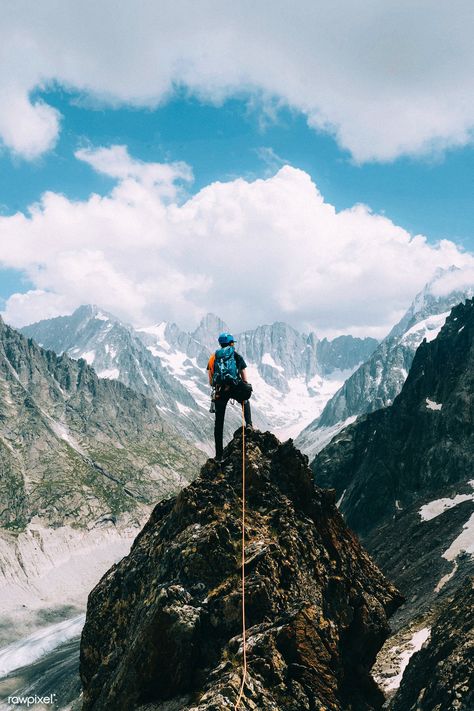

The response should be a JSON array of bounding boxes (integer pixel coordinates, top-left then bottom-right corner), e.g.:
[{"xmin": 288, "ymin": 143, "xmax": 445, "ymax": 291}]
[{"xmin": 214, "ymin": 394, "xmax": 252, "ymax": 459}]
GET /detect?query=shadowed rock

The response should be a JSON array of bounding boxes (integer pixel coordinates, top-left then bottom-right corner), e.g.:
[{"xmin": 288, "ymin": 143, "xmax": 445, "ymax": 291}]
[
  {"xmin": 391, "ymin": 577, "xmax": 474, "ymax": 711},
  {"xmin": 80, "ymin": 430, "xmax": 402, "ymax": 711}
]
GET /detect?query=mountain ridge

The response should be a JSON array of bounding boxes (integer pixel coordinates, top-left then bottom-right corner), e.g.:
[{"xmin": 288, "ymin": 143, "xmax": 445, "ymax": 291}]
[
  {"xmin": 0, "ymin": 315, "xmax": 204, "ymax": 532},
  {"xmin": 21, "ymin": 307, "xmax": 377, "ymax": 445}
]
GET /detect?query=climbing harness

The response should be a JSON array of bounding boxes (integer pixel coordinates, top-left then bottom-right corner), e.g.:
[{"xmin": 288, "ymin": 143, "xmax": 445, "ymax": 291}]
[{"xmin": 233, "ymin": 402, "xmax": 247, "ymax": 709}]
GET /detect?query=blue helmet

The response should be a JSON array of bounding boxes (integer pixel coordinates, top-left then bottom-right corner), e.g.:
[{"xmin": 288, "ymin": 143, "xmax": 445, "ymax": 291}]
[{"xmin": 218, "ymin": 332, "xmax": 235, "ymax": 346}]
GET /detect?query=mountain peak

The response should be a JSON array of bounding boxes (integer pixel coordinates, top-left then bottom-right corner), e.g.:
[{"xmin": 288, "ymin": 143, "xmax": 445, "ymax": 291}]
[
  {"xmin": 80, "ymin": 429, "xmax": 402, "ymax": 711},
  {"xmin": 195, "ymin": 312, "xmax": 229, "ymax": 331},
  {"xmin": 192, "ymin": 313, "xmax": 230, "ymax": 351}
]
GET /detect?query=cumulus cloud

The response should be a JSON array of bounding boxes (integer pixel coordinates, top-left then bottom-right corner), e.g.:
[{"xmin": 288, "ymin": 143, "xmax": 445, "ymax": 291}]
[
  {"xmin": 1, "ymin": 2, "xmax": 474, "ymax": 161},
  {"xmin": 1, "ymin": 151, "xmax": 473, "ymax": 336}
]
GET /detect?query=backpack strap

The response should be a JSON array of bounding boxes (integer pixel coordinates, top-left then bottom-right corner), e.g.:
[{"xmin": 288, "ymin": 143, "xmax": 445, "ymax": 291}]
[{"xmin": 208, "ymin": 352, "xmax": 216, "ymax": 378}]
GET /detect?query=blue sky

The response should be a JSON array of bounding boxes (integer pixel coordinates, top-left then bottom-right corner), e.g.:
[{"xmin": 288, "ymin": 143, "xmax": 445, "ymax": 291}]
[
  {"xmin": 0, "ymin": 2, "xmax": 473, "ymax": 335},
  {"xmin": 1, "ymin": 87, "xmax": 473, "ymax": 308}
]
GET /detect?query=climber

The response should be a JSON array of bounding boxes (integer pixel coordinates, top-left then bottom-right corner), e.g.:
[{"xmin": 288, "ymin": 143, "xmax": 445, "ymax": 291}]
[{"xmin": 207, "ymin": 332, "xmax": 253, "ymax": 462}]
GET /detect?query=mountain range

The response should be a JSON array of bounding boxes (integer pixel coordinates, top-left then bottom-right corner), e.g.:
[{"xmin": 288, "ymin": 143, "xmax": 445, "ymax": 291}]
[
  {"xmin": 22, "ymin": 307, "xmax": 377, "ymax": 448},
  {"xmin": 1, "ymin": 267, "xmax": 473, "ymax": 708}
]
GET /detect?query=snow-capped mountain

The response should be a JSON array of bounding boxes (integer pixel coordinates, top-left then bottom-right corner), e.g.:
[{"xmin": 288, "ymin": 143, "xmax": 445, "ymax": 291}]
[
  {"xmin": 21, "ymin": 305, "xmax": 218, "ymax": 451},
  {"xmin": 296, "ymin": 267, "xmax": 474, "ymax": 458},
  {"xmin": 22, "ymin": 308, "xmax": 377, "ymax": 446},
  {"xmin": 234, "ymin": 322, "xmax": 377, "ymax": 439}
]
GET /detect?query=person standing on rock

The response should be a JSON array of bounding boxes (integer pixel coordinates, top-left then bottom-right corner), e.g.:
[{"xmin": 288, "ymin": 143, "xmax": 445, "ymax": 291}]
[{"xmin": 207, "ymin": 332, "xmax": 253, "ymax": 462}]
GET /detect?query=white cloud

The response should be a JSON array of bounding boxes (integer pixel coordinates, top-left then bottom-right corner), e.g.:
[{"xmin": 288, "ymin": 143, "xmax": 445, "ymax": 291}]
[
  {"xmin": 2, "ymin": 290, "xmax": 75, "ymax": 326},
  {"xmin": 75, "ymin": 145, "xmax": 193, "ymax": 198},
  {"xmin": 1, "ymin": 2, "xmax": 474, "ymax": 161},
  {"xmin": 429, "ymin": 265, "xmax": 474, "ymax": 298},
  {"xmin": 0, "ymin": 153, "xmax": 472, "ymax": 335}
]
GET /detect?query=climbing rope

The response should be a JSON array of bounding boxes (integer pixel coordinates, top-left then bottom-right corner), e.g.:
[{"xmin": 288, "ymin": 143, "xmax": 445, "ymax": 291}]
[{"xmin": 233, "ymin": 402, "xmax": 247, "ymax": 709}]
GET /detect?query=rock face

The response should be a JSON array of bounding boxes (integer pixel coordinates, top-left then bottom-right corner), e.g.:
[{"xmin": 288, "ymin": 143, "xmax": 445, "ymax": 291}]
[
  {"xmin": 80, "ymin": 430, "xmax": 402, "ymax": 711},
  {"xmin": 311, "ymin": 299, "xmax": 474, "ymax": 704},
  {"xmin": 0, "ymin": 317, "xmax": 204, "ymax": 531},
  {"xmin": 296, "ymin": 267, "xmax": 473, "ymax": 458},
  {"xmin": 391, "ymin": 577, "xmax": 474, "ymax": 711},
  {"xmin": 312, "ymin": 298, "xmax": 474, "ymax": 537}
]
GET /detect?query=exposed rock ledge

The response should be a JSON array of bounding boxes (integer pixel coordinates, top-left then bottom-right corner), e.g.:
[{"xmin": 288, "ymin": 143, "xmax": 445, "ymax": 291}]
[{"xmin": 80, "ymin": 430, "xmax": 402, "ymax": 711}]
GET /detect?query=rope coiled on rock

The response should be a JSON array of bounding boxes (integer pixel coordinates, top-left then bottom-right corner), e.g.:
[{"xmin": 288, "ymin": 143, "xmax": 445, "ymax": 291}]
[{"xmin": 233, "ymin": 402, "xmax": 247, "ymax": 709}]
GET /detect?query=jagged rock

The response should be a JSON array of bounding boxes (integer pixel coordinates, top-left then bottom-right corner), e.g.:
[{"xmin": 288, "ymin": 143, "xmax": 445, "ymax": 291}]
[
  {"xmin": 80, "ymin": 430, "xmax": 402, "ymax": 711},
  {"xmin": 391, "ymin": 577, "xmax": 474, "ymax": 711}
]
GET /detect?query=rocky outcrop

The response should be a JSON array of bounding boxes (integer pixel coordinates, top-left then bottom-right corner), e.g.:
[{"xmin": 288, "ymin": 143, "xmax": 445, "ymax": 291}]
[
  {"xmin": 391, "ymin": 577, "xmax": 474, "ymax": 711},
  {"xmin": 80, "ymin": 430, "xmax": 402, "ymax": 711}
]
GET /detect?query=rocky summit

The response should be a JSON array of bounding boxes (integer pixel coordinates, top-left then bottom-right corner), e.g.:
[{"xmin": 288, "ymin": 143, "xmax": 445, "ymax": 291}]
[{"xmin": 80, "ymin": 429, "xmax": 402, "ymax": 711}]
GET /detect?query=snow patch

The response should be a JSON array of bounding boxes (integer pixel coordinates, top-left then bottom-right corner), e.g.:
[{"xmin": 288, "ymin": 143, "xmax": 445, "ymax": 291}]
[
  {"xmin": 425, "ymin": 398, "xmax": 442, "ymax": 411},
  {"xmin": 134, "ymin": 357, "xmax": 149, "ymax": 385},
  {"xmin": 261, "ymin": 352, "xmax": 284, "ymax": 372},
  {"xmin": 139, "ymin": 322, "xmax": 171, "ymax": 351},
  {"xmin": 442, "ymin": 511, "xmax": 474, "ymax": 562},
  {"xmin": 80, "ymin": 350, "xmax": 95, "ymax": 365},
  {"xmin": 384, "ymin": 628, "xmax": 431, "ymax": 692},
  {"xmin": 177, "ymin": 402, "xmax": 193, "ymax": 415},
  {"xmin": 400, "ymin": 312, "xmax": 449, "ymax": 347},
  {"xmin": 435, "ymin": 561, "xmax": 458, "ymax": 593},
  {"xmin": 419, "ymin": 482, "xmax": 474, "ymax": 521},
  {"xmin": 97, "ymin": 368, "xmax": 120, "ymax": 380}
]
